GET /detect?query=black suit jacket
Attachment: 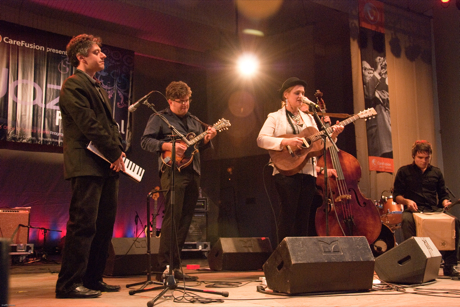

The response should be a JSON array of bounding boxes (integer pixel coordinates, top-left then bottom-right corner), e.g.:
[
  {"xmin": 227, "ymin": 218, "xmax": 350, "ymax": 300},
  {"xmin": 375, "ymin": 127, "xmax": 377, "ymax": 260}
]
[{"xmin": 59, "ymin": 70, "xmax": 123, "ymax": 179}]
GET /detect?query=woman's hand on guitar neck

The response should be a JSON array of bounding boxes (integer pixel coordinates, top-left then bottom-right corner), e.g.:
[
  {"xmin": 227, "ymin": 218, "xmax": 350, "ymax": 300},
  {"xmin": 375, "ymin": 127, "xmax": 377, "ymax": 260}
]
[
  {"xmin": 281, "ymin": 137, "xmax": 304, "ymax": 150},
  {"xmin": 330, "ymin": 121, "xmax": 344, "ymax": 139}
]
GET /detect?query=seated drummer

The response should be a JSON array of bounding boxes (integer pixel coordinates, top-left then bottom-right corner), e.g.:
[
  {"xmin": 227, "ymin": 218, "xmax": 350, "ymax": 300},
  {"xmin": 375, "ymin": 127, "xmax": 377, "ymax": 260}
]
[{"xmin": 393, "ymin": 140, "xmax": 460, "ymax": 279}]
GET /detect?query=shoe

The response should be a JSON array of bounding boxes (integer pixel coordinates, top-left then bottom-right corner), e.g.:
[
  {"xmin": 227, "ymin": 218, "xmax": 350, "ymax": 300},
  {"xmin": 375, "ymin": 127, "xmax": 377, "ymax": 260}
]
[
  {"xmin": 443, "ymin": 265, "xmax": 460, "ymax": 278},
  {"xmin": 155, "ymin": 266, "xmax": 168, "ymax": 282},
  {"xmin": 84, "ymin": 281, "xmax": 121, "ymax": 292},
  {"xmin": 56, "ymin": 285, "xmax": 101, "ymax": 299},
  {"xmin": 173, "ymin": 269, "xmax": 198, "ymax": 281}
]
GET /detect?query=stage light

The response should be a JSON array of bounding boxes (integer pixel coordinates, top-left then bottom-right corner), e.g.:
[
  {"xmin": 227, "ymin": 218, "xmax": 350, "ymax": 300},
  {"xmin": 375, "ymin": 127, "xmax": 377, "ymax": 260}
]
[
  {"xmin": 237, "ymin": 53, "xmax": 259, "ymax": 77},
  {"xmin": 242, "ymin": 29, "xmax": 264, "ymax": 37},
  {"xmin": 441, "ymin": 0, "xmax": 450, "ymax": 8}
]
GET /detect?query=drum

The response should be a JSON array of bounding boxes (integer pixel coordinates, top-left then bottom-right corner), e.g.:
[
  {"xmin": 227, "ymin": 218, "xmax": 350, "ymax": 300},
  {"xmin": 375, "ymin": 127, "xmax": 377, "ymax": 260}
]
[
  {"xmin": 380, "ymin": 198, "xmax": 403, "ymax": 226},
  {"xmin": 370, "ymin": 224, "xmax": 396, "ymax": 257}
]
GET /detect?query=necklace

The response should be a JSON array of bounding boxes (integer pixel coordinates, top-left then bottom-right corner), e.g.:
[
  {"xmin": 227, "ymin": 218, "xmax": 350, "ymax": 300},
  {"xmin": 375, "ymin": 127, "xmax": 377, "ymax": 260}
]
[{"xmin": 290, "ymin": 112, "xmax": 303, "ymax": 127}]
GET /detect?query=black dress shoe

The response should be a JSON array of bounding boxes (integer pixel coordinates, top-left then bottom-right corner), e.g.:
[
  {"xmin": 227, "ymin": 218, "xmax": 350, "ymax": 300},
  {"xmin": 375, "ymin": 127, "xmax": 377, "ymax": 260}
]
[
  {"xmin": 85, "ymin": 281, "xmax": 121, "ymax": 292},
  {"xmin": 444, "ymin": 265, "xmax": 460, "ymax": 279},
  {"xmin": 56, "ymin": 285, "xmax": 101, "ymax": 299},
  {"xmin": 173, "ymin": 269, "xmax": 198, "ymax": 281}
]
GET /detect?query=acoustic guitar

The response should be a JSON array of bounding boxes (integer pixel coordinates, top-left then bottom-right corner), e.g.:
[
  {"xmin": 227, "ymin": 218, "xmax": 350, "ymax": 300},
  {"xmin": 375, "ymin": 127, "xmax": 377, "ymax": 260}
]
[
  {"xmin": 269, "ymin": 108, "xmax": 376, "ymax": 176},
  {"xmin": 161, "ymin": 118, "xmax": 231, "ymax": 171}
]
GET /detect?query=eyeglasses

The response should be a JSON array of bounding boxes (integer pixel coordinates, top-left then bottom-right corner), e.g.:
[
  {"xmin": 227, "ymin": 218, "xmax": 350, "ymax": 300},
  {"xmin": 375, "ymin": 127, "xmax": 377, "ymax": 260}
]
[{"xmin": 173, "ymin": 99, "xmax": 191, "ymax": 104}]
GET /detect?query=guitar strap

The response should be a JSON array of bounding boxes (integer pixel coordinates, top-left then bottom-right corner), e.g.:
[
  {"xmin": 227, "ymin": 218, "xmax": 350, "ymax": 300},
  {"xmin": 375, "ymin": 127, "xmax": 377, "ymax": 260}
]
[
  {"xmin": 285, "ymin": 110, "xmax": 299, "ymax": 134},
  {"xmin": 189, "ymin": 114, "xmax": 210, "ymax": 129}
]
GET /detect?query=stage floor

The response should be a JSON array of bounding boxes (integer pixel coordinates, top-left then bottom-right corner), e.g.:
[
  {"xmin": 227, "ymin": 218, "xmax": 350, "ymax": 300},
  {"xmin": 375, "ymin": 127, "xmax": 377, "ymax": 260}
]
[{"xmin": 7, "ymin": 255, "xmax": 460, "ymax": 307}]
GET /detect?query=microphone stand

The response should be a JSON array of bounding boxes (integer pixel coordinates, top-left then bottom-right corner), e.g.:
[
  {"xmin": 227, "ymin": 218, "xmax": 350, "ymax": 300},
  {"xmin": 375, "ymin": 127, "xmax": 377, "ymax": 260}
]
[
  {"xmin": 126, "ymin": 188, "xmax": 166, "ymax": 295},
  {"xmin": 127, "ymin": 100, "xmax": 228, "ymax": 305},
  {"xmin": 311, "ymin": 107, "xmax": 339, "ymax": 237},
  {"xmin": 12, "ymin": 225, "xmax": 62, "ymax": 263}
]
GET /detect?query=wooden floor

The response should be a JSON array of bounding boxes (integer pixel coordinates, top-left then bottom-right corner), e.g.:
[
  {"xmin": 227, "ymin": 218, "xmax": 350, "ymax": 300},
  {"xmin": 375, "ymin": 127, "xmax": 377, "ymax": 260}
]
[{"xmin": 6, "ymin": 253, "xmax": 460, "ymax": 307}]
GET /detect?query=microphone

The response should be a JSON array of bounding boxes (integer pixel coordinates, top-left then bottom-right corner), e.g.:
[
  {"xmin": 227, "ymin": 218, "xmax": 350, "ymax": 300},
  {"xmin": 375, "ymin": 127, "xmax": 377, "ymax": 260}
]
[
  {"xmin": 128, "ymin": 91, "xmax": 154, "ymax": 112},
  {"xmin": 301, "ymin": 96, "xmax": 320, "ymax": 110}
]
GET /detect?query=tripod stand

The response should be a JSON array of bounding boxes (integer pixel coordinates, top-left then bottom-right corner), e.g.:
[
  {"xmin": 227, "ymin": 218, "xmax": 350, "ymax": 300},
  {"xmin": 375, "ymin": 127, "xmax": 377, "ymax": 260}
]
[{"xmin": 126, "ymin": 188, "xmax": 165, "ymax": 295}]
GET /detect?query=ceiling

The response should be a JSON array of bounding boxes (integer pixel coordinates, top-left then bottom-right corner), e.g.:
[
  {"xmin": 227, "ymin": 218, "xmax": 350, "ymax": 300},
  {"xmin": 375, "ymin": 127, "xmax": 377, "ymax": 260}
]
[{"xmin": 1, "ymin": 0, "xmax": 441, "ymax": 54}]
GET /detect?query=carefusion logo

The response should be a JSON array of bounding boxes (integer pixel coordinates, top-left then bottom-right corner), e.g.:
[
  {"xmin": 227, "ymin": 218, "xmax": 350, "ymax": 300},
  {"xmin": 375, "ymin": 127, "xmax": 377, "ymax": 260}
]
[{"xmin": 1, "ymin": 35, "xmax": 45, "ymax": 51}]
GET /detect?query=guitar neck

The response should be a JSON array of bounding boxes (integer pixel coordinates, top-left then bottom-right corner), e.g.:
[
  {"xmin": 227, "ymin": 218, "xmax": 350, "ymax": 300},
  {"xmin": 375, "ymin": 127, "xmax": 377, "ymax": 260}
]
[
  {"xmin": 187, "ymin": 130, "xmax": 209, "ymax": 147},
  {"xmin": 309, "ymin": 113, "xmax": 361, "ymax": 143}
]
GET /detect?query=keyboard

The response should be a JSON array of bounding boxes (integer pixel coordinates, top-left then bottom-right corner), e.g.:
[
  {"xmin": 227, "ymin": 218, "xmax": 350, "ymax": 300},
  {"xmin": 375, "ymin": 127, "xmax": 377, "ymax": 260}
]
[
  {"xmin": 87, "ymin": 142, "xmax": 145, "ymax": 182},
  {"xmin": 122, "ymin": 156, "xmax": 145, "ymax": 182}
]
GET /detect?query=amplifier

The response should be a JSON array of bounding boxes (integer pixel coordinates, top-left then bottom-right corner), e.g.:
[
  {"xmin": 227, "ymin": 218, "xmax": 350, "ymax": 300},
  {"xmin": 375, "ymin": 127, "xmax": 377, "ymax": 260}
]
[{"xmin": 0, "ymin": 208, "xmax": 31, "ymax": 244}]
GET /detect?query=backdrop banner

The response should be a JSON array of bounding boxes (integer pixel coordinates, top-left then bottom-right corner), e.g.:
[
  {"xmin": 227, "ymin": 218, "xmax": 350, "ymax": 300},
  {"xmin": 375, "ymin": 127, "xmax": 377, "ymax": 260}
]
[
  {"xmin": 0, "ymin": 20, "xmax": 133, "ymax": 147},
  {"xmin": 359, "ymin": 1, "xmax": 394, "ymax": 173}
]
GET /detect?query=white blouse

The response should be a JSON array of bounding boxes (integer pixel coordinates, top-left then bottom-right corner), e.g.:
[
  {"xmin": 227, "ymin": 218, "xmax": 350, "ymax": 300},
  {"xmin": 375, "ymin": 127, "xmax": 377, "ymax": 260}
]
[{"xmin": 257, "ymin": 107, "xmax": 319, "ymax": 176}]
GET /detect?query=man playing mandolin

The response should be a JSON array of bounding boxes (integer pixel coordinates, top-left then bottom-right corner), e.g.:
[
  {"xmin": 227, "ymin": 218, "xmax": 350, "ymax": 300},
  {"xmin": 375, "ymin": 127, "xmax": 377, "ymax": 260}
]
[
  {"xmin": 141, "ymin": 81, "xmax": 217, "ymax": 281},
  {"xmin": 257, "ymin": 77, "xmax": 343, "ymax": 243}
]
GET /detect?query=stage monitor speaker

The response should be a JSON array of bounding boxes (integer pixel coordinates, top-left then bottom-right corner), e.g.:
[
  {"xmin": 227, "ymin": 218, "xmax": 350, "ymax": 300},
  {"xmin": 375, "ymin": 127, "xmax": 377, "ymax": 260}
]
[
  {"xmin": 375, "ymin": 236, "xmax": 442, "ymax": 284},
  {"xmin": 207, "ymin": 237, "xmax": 272, "ymax": 271},
  {"xmin": 0, "ymin": 208, "xmax": 30, "ymax": 244},
  {"xmin": 263, "ymin": 236, "xmax": 375, "ymax": 294},
  {"xmin": 104, "ymin": 237, "xmax": 161, "ymax": 276},
  {"xmin": 1, "ymin": 238, "xmax": 9, "ymax": 306}
]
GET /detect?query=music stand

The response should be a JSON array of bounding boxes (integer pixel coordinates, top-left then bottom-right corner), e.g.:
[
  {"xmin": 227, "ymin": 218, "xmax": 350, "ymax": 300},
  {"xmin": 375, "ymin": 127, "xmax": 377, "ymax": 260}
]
[{"xmin": 127, "ymin": 100, "xmax": 228, "ymax": 305}]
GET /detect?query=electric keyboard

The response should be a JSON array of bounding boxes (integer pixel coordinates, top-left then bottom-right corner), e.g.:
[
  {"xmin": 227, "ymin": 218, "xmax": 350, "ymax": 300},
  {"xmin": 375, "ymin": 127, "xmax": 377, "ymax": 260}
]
[{"xmin": 87, "ymin": 142, "xmax": 145, "ymax": 182}]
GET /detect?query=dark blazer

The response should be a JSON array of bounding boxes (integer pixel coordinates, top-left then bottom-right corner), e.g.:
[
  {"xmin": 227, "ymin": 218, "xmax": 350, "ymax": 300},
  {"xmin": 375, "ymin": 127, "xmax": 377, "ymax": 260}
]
[{"xmin": 59, "ymin": 70, "xmax": 123, "ymax": 179}]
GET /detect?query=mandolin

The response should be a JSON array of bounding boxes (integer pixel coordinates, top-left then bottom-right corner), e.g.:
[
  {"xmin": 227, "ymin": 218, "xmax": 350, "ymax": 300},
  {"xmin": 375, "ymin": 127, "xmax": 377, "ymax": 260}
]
[
  {"xmin": 161, "ymin": 118, "xmax": 231, "ymax": 171},
  {"xmin": 269, "ymin": 108, "xmax": 376, "ymax": 176}
]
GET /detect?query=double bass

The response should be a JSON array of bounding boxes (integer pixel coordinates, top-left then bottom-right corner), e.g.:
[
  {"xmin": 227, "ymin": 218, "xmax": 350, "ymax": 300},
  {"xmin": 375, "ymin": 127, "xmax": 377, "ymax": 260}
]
[{"xmin": 313, "ymin": 91, "xmax": 381, "ymax": 244}]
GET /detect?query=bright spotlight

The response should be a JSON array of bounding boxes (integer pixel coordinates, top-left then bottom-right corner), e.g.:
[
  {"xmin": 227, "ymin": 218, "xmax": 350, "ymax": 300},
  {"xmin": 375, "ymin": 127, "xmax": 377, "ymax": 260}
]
[{"xmin": 237, "ymin": 54, "xmax": 259, "ymax": 77}]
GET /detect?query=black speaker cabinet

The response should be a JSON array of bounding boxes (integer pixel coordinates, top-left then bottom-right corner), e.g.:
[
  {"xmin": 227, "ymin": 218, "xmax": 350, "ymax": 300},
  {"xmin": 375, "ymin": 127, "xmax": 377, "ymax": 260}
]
[
  {"xmin": 0, "ymin": 238, "xmax": 9, "ymax": 306},
  {"xmin": 207, "ymin": 237, "xmax": 273, "ymax": 271},
  {"xmin": 263, "ymin": 236, "xmax": 375, "ymax": 294},
  {"xmin": 104, "ymin": 237, "xmax": 161, "ymax": 276},
  {"xmin": 375, "ymin": 236, "xmax": 442, "ymax": 284}
]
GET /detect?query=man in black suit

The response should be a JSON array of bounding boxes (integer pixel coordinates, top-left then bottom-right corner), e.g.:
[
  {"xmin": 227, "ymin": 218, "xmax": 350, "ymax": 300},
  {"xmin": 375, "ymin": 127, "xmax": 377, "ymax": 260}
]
[{"xmin": 55, "ymin": 34, "xmax": 125, "ymax": 298}]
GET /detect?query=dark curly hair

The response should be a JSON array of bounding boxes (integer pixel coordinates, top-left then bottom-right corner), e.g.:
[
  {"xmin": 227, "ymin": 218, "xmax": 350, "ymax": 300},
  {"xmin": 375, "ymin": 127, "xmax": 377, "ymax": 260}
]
[
  {"xmin": 412, "ymin": 140, "xmax": 432, "ymax": 158},
  {"xmin": 165, "ymin": 81, "xmax": 192, "ymax": 100},
  {"xmin": 66, "ymin": 34, "xmax": 102, "ymax": 67}
]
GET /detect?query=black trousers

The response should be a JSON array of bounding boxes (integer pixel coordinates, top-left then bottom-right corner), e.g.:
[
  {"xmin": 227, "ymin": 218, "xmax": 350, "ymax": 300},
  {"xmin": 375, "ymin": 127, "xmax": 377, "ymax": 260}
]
[
  {"xmin": 401, "ymin": 210, "xmax": 460, "ymax": 266},
  {"xmin": 56, "ymin": 176, "xmax": 118, "ymax": 292},
  {"xmin": 158, "ymin": 168, "xmax": 199, "ymax": 270},
  {"xmin": 274, "ymin": 173, "xmax": 317, "ymax": 244}
]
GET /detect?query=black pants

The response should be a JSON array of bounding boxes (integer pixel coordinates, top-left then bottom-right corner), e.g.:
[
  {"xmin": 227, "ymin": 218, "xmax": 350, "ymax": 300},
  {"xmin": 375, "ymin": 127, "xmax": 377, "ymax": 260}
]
[
  {"xmin": 56, "ymin": 176, "xmax": 118, "ymax": 292},
  {"xmin": 401, "ymin": 210, "xmax": 460, "ymax": 266},
  {"xmin": 274, "ymin": 173, "xmax": 317, "ymax": 244},
  {"xmin": 158, "ymin": 168, "xmax": 199, "ymax": 270}
]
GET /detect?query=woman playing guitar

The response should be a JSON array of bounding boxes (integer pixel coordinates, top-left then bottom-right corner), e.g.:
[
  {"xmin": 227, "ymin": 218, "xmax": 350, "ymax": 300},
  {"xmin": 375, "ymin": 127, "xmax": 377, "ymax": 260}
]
[{"xmin": 257, "ymin": 77, "xmax": 344, "ymax": 244}]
